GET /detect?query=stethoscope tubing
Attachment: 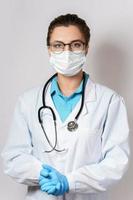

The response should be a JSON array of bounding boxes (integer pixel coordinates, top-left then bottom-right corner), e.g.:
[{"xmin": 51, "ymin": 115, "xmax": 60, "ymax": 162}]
[{"xmin": 38, "ymin": 71, "xmax": 86, "ymax": 153}]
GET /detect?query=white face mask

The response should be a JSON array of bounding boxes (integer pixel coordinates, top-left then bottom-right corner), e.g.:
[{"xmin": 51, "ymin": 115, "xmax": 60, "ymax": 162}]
[{"xmin": 49, "ymin": 51, "xmax": 86, "ymax": 76}]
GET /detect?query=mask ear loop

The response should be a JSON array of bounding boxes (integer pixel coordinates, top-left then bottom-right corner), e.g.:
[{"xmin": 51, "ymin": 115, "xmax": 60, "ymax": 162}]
[{"xmin": 38, "ymin": 73, "xmax": 65, "ymax": 153}]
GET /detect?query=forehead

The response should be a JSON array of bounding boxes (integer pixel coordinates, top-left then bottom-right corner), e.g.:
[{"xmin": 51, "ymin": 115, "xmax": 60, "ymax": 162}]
[{"xmin": 50, "ymin": 25, "xmax": 85, "ymax": 43}]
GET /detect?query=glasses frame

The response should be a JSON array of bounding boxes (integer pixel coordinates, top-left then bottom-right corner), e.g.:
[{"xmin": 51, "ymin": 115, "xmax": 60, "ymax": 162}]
[{"xmin": 48, "ymin": 40, "xmax": 87, "ymax": 54}]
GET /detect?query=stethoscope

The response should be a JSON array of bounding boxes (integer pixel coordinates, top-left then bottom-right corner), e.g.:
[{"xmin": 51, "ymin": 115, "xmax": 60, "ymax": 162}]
[{"xmin": 38, "ymin": 71, "xmax": 86, "ymax": 153}]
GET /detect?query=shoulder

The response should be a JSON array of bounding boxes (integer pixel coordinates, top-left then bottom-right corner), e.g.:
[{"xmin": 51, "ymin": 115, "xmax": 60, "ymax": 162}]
[
  {"xmin": 85, "ymin": 72, "xmax": 122, "ymax": 102},
  {"xmin": 16, "ymin": 84, "xmax": 44, "ymax": 109},
  {"xmin": 96, "ymin": 82, "xmax": 118, "ymax": 96},
  {"xmin": 90, "ymin": 79, "xmax": 125, "ymax": 104}
]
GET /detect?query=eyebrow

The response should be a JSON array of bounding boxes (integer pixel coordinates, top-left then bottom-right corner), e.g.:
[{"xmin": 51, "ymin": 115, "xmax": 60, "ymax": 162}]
[{"xmin": 52, "ymin": 39, "xmax": 84, "ymax": 43}]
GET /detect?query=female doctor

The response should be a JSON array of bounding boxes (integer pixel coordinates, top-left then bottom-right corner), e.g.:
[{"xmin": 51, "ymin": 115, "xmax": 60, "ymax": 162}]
[{"xmin": 1, "ymin": 14, "xmax": 130, "ymax": 200}]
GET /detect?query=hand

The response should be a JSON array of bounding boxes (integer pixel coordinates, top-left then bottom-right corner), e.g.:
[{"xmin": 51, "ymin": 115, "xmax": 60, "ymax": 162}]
[
  {"xmin": 39, "ymin": 164, "xmax": 69, "ymax": 196},
  {"xmin": 39, "ymin": 166, "xmax": 58, "ymax": 195},
  {"xmin": 39, "ymin": 167, "xmax": 54, "ymax": 191}
]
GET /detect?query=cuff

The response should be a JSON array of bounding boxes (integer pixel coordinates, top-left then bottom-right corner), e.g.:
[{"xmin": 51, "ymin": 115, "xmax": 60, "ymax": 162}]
[{"xmin": 65, "ymin": 172, "xmax": 76, "ymax": 193}]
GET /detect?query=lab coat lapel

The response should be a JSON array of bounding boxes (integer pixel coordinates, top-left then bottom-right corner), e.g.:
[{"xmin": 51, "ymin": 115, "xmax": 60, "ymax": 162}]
[
  {"xmin": 81, "ymin": 78, "xmax": 97, "ymax": 115},
  {"xmin": 66, "ymin": 78, "xmax": 97, "ymax": 118}
]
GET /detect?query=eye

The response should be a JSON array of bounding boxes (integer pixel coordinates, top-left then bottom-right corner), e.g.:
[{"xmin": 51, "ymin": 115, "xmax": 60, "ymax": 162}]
[
  {"xmin": 71, "ymin": 41, "xmax": 84, "ymax": 50},
  {"xmin": 73, "ymin": 42, "xmax": 82, "ymax": 48},
  {"xmin": 53, "ymin": 43, "xmax": 63, "ymax": 48}
]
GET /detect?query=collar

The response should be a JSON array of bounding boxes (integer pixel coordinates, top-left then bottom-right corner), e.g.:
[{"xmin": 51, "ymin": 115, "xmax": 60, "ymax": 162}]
[
  {"xmin": 50, "ymin": 72, "xmax": 89, "ymax": 99},
  {"xmin": 42, "ymin": 75, "xmax": 97, "ymax": 127}
]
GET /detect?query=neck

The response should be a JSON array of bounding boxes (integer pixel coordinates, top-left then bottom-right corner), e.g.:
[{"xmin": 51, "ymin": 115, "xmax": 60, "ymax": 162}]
[{"xmin": 57, "ymin": 70, "xmax": 84, "ymax": 96}]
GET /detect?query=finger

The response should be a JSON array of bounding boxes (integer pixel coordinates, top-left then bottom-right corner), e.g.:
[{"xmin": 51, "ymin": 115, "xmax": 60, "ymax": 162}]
[
  {"xmin": 41, "ymin": 183, "xmax": 56, "ymax": 192},
  {"xmin": 60, "ymin": 181, "xmax": 64, "ymax": 194},
  {"xmin": 47, "ymin": 186, "xmax": 56, "ymax": 195},
  {"xmin": 40, "ymin": 169, "xmax": 49, "ymax": 178},
  {"xmin": 39, "ymin": 175, "xmax": 49, "ymax": 181},
  {"xmin": 53, "ymin": 182, "xmax": 61, "ymax": 196},
  {"xmin": 41, "ymin": 185, "xmax": 53, "ymax": 192},
  {"xmin": 39, "ymin": 175, "xmax": 43, "ymax": 181},
  {"xmin": 57, "ymin": 181, "xmax": 63, "ymax": 195},
  {"xmin": 41, "ymin": 181, "xmax": 57, "ymax": 188},
  {"xmin": 39, "ymin": 178, "xmax": 51, "ymax": 186},
  {"xmin": 48, "ymin": 171, "xmax": 57, "ymax": 179},
  {"xmin": 41, "ymin": 186, "xmax": 49, "ymax": 192},
  {"xmin": 55, "ymin": 182, "xmax": 60, "ymax": 191}
]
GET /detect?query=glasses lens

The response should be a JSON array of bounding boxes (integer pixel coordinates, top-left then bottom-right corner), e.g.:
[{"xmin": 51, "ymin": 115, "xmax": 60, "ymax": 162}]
[
  {"xmin": 50, "ymin": 42, "xmax": 64, "ymax": 53},
  {"xmin": 71, "ymin": 41, "xmax": 84, "ymax": 53}
]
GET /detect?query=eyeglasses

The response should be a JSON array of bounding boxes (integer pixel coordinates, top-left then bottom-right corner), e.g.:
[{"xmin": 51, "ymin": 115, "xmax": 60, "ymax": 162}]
[{"xmin": 49, "ymin": 40, "xmax": 86, "ymax": 54}]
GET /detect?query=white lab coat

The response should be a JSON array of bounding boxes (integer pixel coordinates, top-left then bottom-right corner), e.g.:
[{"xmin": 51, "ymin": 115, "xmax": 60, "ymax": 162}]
[{"xmin": 1, "ymin": 76, "xmax": 130, "ymax": 200}]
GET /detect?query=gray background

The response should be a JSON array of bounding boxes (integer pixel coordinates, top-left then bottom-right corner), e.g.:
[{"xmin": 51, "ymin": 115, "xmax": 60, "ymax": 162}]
[{"xmin": 0, "ymin": 0, "xmax": 132, "ymax": 199}]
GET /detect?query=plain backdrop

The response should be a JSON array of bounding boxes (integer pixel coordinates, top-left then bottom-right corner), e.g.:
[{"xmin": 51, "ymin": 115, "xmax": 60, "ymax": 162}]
[{"xmin": 0, "ymin": 0, "xmax": 133, "ymax": 200}]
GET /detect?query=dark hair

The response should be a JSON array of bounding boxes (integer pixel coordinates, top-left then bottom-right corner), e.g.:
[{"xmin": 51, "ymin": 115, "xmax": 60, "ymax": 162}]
[{"xmin": 47, "ymin": 14, "xmax": 90, "ymax": 46}]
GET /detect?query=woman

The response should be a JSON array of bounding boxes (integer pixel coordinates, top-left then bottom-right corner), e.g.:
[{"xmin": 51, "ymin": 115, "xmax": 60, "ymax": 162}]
[{"xmin": 1, "ymin": 14, "xmax": 130, "ymax": 200}]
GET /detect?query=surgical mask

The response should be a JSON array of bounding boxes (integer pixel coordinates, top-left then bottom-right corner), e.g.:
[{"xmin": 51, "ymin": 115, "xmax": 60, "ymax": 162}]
[{"xmin": 49, "ymin": 51, "xmax": 86, "ymax": 76}]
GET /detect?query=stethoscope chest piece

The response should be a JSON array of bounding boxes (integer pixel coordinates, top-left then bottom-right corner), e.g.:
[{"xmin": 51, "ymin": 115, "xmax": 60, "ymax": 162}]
[{"xmin": 67, "ymin": 121, "xmax": 78, "ymax": 132}]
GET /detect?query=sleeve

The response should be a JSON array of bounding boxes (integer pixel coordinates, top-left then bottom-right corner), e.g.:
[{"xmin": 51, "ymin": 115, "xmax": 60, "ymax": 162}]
[
  {"xmin": 1, "ymin": 96, "xmax": 43, "ymax": 186},
  {"xmin": 65, "ymin": 94, "xmax": 130, "ymax": 194}
]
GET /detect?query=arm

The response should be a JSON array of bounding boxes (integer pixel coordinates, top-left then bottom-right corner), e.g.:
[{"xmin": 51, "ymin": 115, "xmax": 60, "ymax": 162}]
[
  {"xmin": 65, "ymin": 94, "xmax": 130, "ymax": 194},
  {"xmin": 1, "ymin": 96, "xmax": 43, "ymax": 186}
]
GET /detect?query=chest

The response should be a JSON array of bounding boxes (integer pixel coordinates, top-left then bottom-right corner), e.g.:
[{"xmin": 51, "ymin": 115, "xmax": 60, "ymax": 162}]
[{"xmin": 29, "ymin": 100, "xmax": 106, "ymax": 166}]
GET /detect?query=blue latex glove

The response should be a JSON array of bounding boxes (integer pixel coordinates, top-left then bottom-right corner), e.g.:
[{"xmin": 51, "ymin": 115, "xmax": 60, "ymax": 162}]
[
  {"xmin": 39, "ymin": 164, "xmax": 69, "ymax": 196},
  {"xmin": 39, "ymin": 167, "xmax": 54, "ymax": 188},
  {"xmin": 39, "ymin": 167, "xmax": 57, "ymax": 194}
]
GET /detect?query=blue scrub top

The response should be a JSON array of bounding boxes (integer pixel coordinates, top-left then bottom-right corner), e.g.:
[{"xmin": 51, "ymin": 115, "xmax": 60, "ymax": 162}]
[{"xmin": 50, "ymin": 72, "xmax": 89, "ymax": 122}]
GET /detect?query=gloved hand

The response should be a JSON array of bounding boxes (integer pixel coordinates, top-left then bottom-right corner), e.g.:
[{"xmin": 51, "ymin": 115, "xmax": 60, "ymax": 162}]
[
  {"xmin": 39, "ymin": 164, "xmax": 69, "ymax": 196},
  {"xmin": 39, "ymin": 166, "xmax": 58, "ymax": 195}
]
